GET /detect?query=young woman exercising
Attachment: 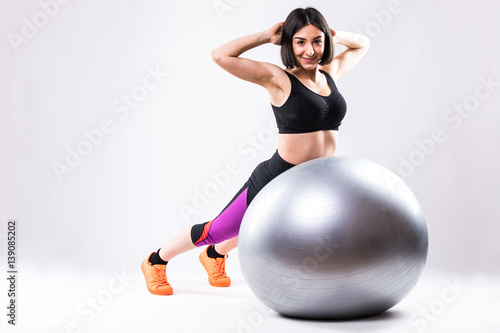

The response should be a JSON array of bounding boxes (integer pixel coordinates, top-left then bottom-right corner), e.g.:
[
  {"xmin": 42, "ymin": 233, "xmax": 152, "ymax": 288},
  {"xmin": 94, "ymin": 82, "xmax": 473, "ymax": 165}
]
[{"xmin": 141, "ymin": 7, "xmax": 370, "ymax": 295}]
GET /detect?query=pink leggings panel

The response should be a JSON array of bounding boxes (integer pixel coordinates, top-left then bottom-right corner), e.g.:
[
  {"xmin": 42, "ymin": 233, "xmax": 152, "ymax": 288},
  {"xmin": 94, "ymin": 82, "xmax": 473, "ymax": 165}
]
[{"xmin": 194, "ymin": 188, "xmax": 248, "ymax": 247}]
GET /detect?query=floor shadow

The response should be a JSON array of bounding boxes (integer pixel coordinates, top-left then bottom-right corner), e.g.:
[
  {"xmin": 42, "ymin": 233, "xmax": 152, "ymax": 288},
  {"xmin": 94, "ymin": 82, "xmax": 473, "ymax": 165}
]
[{"xmin": 278, "ymin": 309, "xmax": 403, "ymax": 323}]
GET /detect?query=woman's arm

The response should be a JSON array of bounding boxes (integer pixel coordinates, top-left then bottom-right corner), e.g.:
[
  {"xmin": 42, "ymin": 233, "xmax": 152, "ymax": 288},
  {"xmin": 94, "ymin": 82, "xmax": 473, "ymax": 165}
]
[
  {"xmin": 321, "ymin": 30, "xmax": 371, "ymax": 81},
  {"xmin": 211, "ymin": 22, "xmax": 284, "ymax": 88}
]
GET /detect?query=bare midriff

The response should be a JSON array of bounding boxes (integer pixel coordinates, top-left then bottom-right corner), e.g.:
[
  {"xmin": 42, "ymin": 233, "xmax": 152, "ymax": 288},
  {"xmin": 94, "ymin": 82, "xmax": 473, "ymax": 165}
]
[{"xmin": 277, "ymin": 130, "xmax": 338, "ymax": 165}]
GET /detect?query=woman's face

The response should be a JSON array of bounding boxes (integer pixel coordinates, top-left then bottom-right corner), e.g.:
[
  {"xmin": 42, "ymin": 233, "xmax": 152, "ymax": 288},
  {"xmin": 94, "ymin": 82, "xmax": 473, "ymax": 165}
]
[{"xmin": 292, "ymin": 24, "xmax": 325, "ymax": 70}]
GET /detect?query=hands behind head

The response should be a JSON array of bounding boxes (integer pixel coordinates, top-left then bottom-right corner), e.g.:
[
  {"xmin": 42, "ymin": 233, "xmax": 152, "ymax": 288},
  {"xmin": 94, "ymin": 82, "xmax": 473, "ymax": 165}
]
[
  {"xmin": 330, "ymin": 27, "xmax": 337, "ymax": 42},
  {"xmin": 268, "ymin": 22, "xmax": 284, "ymax": 46}
]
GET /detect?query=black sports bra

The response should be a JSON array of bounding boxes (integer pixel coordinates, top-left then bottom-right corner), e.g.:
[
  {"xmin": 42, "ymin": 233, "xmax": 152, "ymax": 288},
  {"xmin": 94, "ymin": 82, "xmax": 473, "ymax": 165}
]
[{"xmin": 272, "ymin": 69, "xmax": 347, "ymax": 134}]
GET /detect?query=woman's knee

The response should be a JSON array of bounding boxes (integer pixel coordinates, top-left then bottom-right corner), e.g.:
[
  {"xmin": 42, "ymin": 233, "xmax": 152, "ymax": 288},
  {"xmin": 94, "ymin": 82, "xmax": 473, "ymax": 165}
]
[{"xmin": 190, "ymin": 221, "xmax": 212, "ymax": 246}]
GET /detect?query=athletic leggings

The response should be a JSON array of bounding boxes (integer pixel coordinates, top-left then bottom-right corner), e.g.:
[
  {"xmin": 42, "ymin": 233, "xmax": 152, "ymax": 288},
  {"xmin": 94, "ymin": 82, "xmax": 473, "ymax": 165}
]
[{"xmin": 191, "ymin": 151, "xmax": 295, "ymax": 246}]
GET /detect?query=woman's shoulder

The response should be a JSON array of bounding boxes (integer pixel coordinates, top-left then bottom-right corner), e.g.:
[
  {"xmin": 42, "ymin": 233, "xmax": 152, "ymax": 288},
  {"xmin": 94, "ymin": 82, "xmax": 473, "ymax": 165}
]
[
  {"xmin": 261, "ymin": 63, "xmax": 292, "ymax": 88},
  {"xmin": 263, "ymin": 63, "xmax": 289, "ymax": 78},
  {"xmin": 318, "ymin": 66, "xmax": 339, "ymax": 83},
  {"xmin": 265, "ymin": 64, "xmax": 293, "ymax": 107}
]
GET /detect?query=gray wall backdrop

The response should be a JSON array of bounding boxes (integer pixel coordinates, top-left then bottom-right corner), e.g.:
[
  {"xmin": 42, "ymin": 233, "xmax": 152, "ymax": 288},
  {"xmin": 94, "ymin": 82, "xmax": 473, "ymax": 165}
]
[{"xmin": 1, "ymin": 0, "xmax": 499, "ymax": 276}]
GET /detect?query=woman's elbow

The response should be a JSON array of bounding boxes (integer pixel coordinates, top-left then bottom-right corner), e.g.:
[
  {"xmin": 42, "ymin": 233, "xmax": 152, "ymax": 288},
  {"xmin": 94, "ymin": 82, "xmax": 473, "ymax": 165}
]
[
  {"xmin": 211, "ymin": 49, "xmax": 223, "ymax": 64},
  {"xmin": 360, "ymin": 35, "xmax": 371, "ymax": 49}
]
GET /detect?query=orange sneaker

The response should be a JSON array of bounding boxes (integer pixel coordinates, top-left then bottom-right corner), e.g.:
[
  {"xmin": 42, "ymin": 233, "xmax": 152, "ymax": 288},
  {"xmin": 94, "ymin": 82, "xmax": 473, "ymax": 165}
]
[
  {"xmin": 199, "ymin": 246, "xmax": 231, "ymax": 287},
  {"xmin": 141, "ymin": 253, "xmax": 173, "ymax": 295}
]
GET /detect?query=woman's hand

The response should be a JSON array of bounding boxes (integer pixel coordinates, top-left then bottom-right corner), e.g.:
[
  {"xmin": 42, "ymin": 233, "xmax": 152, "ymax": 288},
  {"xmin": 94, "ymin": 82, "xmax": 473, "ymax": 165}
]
[
  {"xmin": 267, "ymin": 22, "xmax": 284, "ymax": 45},
  {"xmin": 330, "ymin": 27, "xmax": 337, "ymax": 43}
]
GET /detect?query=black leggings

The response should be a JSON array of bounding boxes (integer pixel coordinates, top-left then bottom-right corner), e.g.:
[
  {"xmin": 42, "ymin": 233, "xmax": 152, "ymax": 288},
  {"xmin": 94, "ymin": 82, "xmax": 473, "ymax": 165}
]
[{"xmin": 191, "ymin": 151, "xmax": 295, "ymax": 246}]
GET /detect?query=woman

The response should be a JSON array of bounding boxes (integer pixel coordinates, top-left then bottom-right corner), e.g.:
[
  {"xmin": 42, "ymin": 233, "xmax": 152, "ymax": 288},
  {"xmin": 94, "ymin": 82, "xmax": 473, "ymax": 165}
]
[{"xmin": 141, "ymin": 7, "xmax": 370, "ymax": 295}]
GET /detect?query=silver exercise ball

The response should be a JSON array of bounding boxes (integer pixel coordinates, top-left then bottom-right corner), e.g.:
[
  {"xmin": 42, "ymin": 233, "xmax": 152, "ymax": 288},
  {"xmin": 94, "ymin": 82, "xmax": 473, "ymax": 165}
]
[{"xmin": 238, "ymin": 156, "xmax": 428, "ymax": 319}]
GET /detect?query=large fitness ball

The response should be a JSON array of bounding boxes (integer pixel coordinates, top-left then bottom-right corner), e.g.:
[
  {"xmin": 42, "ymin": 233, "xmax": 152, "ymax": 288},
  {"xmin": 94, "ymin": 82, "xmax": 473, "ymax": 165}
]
[{"xmin": 238, "ymin": 156, "xmax": 428, "ymax": 319}]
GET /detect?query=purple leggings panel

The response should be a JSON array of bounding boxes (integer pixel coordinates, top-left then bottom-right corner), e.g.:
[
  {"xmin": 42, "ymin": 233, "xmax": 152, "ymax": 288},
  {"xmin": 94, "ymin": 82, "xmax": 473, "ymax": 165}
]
[
  {"xmin": 191, "ymin": 151, "xmax": 295, "ymax": 247},
  {"xmin": 194, "ymin": 188, "xmax": 248, "ymax": 247}
]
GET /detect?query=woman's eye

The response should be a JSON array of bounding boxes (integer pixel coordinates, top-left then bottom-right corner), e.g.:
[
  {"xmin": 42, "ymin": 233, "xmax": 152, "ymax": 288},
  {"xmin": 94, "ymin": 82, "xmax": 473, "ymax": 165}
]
[{"xmin": 314, "ymin": 40, "xmax": 322, "ymax": 44}]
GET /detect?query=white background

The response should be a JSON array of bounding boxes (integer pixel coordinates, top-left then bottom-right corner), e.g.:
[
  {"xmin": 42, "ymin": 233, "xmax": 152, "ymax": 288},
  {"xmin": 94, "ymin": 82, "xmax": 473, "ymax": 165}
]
[{"xmin": 1, "ymin": 0, "xmax": 499, "ymax": 332}]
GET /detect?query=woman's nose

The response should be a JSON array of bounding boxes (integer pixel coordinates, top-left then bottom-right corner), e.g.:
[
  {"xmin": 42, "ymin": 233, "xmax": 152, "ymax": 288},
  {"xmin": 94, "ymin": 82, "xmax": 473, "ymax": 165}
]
[{"xmin": 305, "ymin": 43, "xmax": 314, "ymax": 56}]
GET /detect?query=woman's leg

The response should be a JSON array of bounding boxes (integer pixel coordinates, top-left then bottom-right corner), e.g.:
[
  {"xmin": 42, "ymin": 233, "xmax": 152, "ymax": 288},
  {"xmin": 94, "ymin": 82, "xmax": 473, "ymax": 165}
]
[
  {"xmin": 141, "ymin": 187, "xmax": 248, "ymax": 294},
  {"xmin": 191, "ymin": 187, "xmax": 248, "ymax": 247},
  {"xmin": 142, "ymin": 151, "xmax": 295, "ymax": 295},
  {"xmin": 192, "ymin": 187, "xmax": 248, "ymax": 287},
  {"xmin": 158, "ymin": 226, "xmax": 196, "ymax": 262},
  {"xmin": 214, "ymin": 236, "xmax": 238, "ymax": 255},
  {"xmin": 159, "ymin": 151, "xmax": 293, "ymax": 261},
  {"xmin": 155, "ymin": 230, "xmax": 237, "ymax": 270}
]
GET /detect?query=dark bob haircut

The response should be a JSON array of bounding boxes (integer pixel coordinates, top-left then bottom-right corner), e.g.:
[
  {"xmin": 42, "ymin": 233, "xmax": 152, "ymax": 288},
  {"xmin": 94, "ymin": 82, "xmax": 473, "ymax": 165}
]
[{"xmin": 281, "ymin": 7, "xmax": 334, "ymax": 69}]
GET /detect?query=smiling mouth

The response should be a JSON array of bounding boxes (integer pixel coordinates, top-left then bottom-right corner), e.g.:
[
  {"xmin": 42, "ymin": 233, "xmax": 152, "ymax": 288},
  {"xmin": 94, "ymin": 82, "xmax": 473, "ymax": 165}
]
[{"xmin": 302, "ymin": 57, "xmax": 316, "ymax": 63}]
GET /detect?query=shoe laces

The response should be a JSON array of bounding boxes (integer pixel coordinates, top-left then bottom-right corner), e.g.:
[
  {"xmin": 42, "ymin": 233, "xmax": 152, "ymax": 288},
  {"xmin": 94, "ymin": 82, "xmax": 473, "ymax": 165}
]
[
  {"xmin": 214, "ymin": 255, "xmax": 228, "ymax": 279},
  {"xmin": 153, "ymin": 264, "xmax": 168, "ymax": 285}
]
